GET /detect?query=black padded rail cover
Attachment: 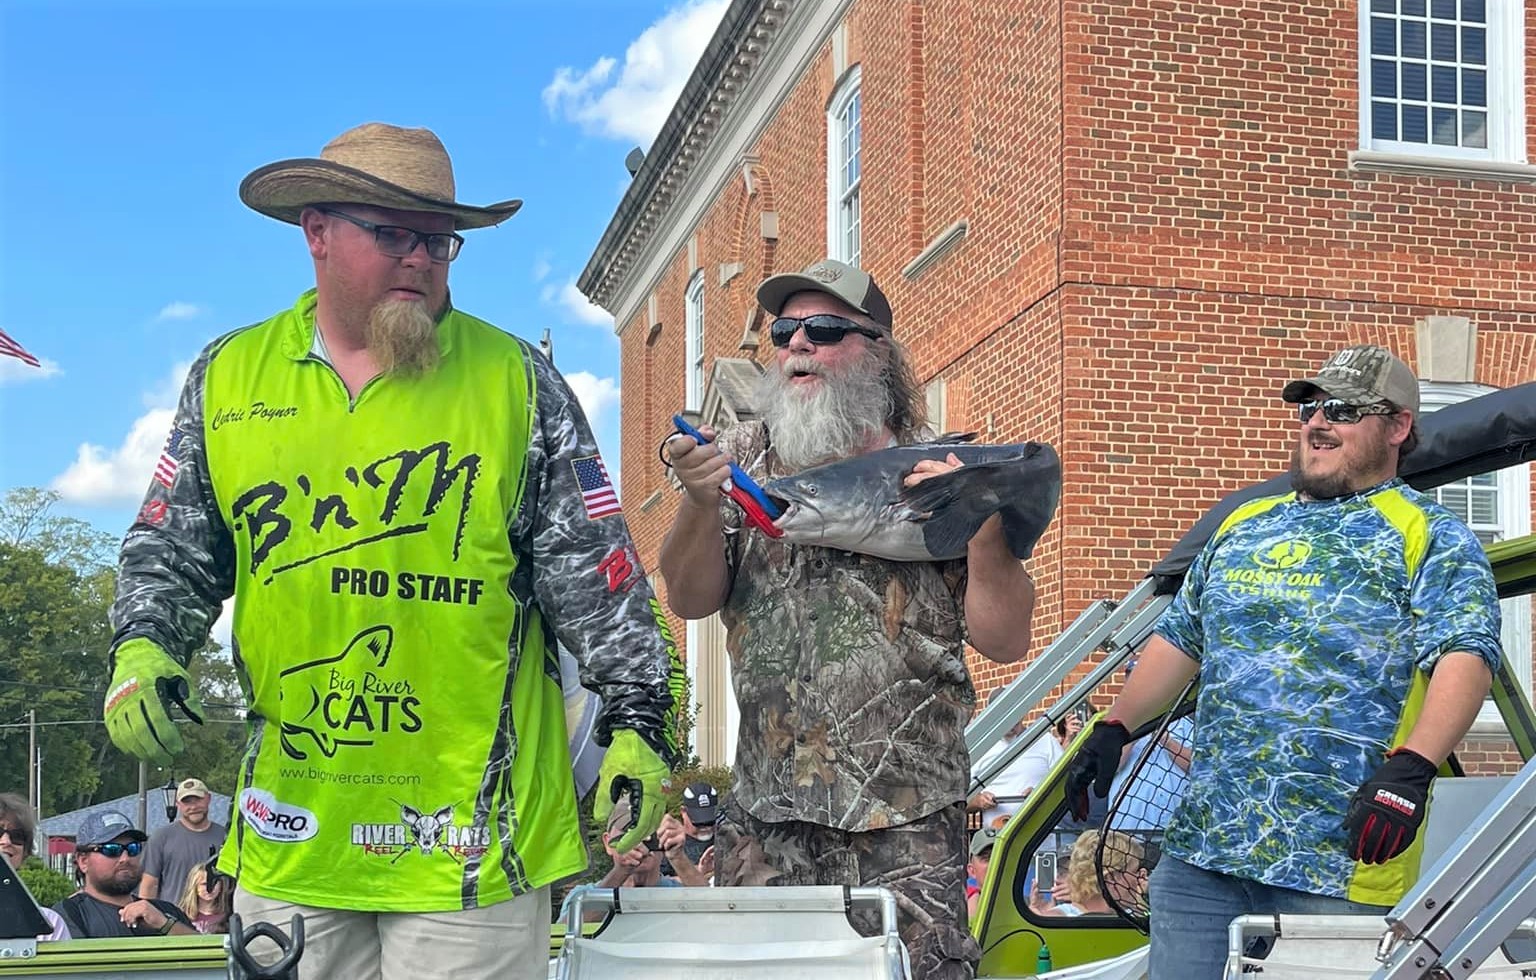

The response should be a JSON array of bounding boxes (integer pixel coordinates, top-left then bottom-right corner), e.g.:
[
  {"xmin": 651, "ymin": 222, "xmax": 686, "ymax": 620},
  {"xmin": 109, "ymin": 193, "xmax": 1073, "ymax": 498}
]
[{"xmin": 0, "ymin": 854, "xmax": 50, "ymax": 941}]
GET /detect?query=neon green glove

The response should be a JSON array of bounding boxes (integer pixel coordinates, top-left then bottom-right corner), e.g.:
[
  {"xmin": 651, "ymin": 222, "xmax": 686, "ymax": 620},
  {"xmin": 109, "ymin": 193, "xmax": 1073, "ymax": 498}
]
[
  {"xmin": 103, "ymin": 638, "xmax": 203, "ymax": 766},
  {"xmin": 594, "ymin": 729, "xmax": 671, "ymax": 853}
]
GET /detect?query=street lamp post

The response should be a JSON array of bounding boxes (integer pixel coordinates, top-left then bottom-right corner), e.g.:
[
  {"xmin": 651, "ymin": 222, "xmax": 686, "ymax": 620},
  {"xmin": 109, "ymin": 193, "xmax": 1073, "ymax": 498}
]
[{"xmin": 160, "ymin": 779, "xmax": 178, "ymax": 825}]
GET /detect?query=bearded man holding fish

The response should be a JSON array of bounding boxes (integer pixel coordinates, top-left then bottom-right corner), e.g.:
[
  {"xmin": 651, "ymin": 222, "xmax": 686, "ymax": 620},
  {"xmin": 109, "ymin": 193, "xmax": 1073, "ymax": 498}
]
[{"xmin": 660, "ymin": 258, "xmax": 1056, "ymax": 980}]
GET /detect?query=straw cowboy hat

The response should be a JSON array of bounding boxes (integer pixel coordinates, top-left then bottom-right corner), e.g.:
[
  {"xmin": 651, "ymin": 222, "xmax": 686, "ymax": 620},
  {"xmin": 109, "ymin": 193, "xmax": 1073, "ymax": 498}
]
[{"xmin": 239, "ymin": 122, "xmax": 521, "ymax": 230}]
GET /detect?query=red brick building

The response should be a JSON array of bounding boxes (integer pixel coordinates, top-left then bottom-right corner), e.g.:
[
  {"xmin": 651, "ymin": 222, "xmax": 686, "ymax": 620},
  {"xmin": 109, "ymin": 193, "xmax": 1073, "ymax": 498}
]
[{"xmin": 578, "ymin": 0, "xmax": 1536, "ymax": 769}]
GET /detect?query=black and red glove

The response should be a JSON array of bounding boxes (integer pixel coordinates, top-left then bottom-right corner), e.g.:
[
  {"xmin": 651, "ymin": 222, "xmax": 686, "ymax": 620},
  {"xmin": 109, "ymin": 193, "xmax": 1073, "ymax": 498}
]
[
  {"xmin": 1063, "ymin": 720, "xmax": 1131, "ymax": 820},
  {"xmin": 1343, "ymin": 747, "xmax": 1438, "ymax": 864}
]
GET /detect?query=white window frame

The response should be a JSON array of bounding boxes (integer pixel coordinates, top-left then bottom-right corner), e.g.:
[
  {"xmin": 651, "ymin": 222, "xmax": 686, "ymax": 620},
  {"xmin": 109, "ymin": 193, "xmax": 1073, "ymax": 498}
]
[
  {"xmin": 1419, "ymin": 382, "xmax": 1533, "ymax": 731},
  {"xmin": 827, "ymin": 65, "xmax": 863, "ymax": 266},
  {"xmin": 925, "ymin": 377, "xmax": 947, "ymax": 434},
  {"xmin": 684, "ymin": 271, "xmax": 704, "ymax": 411},
  {"xmin": 1357, "ymin": 0, "xmax": 1527, "ymax": 163}
]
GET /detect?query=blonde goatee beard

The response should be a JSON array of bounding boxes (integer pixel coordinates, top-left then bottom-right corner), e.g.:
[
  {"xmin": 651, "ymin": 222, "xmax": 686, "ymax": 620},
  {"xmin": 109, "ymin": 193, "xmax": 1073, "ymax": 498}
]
[{"xmin": 366, "ymin": 299, "xmax": 440, "ymax": 378}]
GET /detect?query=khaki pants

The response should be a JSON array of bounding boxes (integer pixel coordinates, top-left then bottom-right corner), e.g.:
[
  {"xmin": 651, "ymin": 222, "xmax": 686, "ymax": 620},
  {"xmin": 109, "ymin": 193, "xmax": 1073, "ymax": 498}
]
[{"xmin": 233, "ymin": 885, "xmax": 549, "ymax": 980}]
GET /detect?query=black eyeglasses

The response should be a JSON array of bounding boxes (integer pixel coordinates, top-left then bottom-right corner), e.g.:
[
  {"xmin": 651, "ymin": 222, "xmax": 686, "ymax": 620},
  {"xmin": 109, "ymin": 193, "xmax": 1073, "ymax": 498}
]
[
  {"xmin": 769, "ymin": 314, "xmax": 886, "ymax": 348},
  {"xmin": 0, "ymin": 827, "xmax": 25, "ymax": 844},
  {"xmin": 83, "ymin": 841, "xmax": 143, "ymax": 858},
  {"xmin": 318, "ymin": 208, "xmax": 464, "ymax": 263},
  {"xmin": 1297, "ymin": 399, "xmax": 1399, "ymax": 425}
]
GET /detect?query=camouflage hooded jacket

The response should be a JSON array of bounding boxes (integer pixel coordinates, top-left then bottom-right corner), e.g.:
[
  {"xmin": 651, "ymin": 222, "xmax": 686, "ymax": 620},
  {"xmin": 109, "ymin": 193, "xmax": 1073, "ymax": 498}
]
[
  {"xmin": 110, "ymin": 290, "xmax": 678, "ymax": 911},
  {"xmin": 715, "ymin": 421, "xmax": 977, "ymax": 832}
]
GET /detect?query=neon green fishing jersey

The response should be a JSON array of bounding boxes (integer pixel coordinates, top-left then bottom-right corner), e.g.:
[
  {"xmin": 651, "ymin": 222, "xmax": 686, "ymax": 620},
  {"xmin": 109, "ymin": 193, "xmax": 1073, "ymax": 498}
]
[{"xmin": 110, "ymin": 291, "xmax": 677, "ymax": 911}]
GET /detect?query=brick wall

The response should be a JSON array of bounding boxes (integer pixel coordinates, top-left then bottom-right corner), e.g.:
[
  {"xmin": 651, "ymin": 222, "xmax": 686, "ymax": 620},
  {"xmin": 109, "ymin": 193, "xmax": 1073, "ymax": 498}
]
[{"xmin": 610, "ymin": 0, "xmax": 1536, "ymax": 754}]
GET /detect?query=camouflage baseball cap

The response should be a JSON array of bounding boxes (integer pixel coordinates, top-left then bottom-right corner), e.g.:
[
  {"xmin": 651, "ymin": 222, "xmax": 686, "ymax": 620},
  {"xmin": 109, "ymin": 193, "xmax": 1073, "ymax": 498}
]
[
  {"xmin": 970, "ymin": 827, "xmax": 999, "ymax": 856},
  {"xmin": 1282, "ymin": 344, "xmax": 1420, "ymax": 414},
  {"xmin": 75, "ymin": 809, "xmax": 147, "ymax": 848},
  {"xmin": 756, "ymin": 259, "xmax": 893, "ymax": 330}
]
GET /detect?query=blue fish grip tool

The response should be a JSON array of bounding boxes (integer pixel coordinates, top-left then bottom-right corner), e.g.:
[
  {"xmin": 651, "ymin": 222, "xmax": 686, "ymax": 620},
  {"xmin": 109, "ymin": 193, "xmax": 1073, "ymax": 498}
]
[{"xmin": 671, "ymin": 414, "xmax": 783, "ymax": 538}]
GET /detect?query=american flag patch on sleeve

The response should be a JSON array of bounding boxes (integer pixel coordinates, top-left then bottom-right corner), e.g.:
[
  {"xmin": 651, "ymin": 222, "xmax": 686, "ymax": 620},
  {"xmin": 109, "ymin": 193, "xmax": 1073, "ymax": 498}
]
[
  {"xmin": 572, "ymin": 455, "xmax": 622, "ymax": 519},
  {"xmin": 154, "ymin": 429, "xmax": 185, "ymax": 489}
]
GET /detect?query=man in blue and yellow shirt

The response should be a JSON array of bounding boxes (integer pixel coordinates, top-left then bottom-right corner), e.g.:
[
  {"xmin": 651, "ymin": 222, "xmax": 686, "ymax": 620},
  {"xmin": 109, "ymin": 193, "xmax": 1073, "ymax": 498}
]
[{"xmin": 1067, "ymin": 344, "xmax": 1501, "ymax": 979}]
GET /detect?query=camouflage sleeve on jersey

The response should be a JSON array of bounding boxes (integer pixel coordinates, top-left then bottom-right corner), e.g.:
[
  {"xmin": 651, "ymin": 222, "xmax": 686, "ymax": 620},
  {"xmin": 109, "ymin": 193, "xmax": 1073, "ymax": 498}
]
[
  {"xmin": 512, "ymin": 347, "xmax": 678, "ymax": 763},
  {"xmin": 110, "ymin": 342, "xmax": 237, "ymax": 667}
]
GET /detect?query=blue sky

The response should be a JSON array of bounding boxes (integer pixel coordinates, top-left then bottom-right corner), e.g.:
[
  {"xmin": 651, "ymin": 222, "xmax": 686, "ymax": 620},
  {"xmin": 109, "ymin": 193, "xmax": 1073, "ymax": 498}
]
[{"xmin": 0, "ymin": 0, "xmax": 728, "ymax": 552}]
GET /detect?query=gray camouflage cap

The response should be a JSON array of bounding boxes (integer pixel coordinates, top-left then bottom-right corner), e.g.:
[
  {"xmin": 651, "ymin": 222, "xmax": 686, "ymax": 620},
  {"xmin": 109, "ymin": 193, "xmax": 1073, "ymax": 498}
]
[
  {"xmin": 756, "ymin": 259, "xmax": 894, "ymax": 330},
  {"xmin": 75, "ymin": 809, "xmax": 147, "ymax": 848},
  {"xmin": 1282, "ymin": 344, "xmax": 1420, "ymax": 414}
]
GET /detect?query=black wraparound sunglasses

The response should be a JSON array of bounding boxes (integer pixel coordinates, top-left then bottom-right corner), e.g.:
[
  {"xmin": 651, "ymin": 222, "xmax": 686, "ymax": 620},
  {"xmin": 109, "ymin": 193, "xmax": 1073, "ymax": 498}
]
[
  {"xmin": 769, "ymin": 314, "xmax": 886, "ymax": 348},
  {"xmin": 83, "ymin": 841, "xmax": 144, "ymax": 858},
  {"xmin": 1297, "ymin": 399, "xmax": 1399, "ymax": 425}
]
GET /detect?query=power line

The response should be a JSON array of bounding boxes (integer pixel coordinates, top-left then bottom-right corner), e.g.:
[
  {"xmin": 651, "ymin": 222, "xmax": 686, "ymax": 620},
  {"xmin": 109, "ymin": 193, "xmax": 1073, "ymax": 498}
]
[
  {"xmin": 0, "ymin": 716, "xmax": 248, "ymax": 729},
  {"xmin": 0, "ymin": 679, "xmax": 105, "ymax": 696}
]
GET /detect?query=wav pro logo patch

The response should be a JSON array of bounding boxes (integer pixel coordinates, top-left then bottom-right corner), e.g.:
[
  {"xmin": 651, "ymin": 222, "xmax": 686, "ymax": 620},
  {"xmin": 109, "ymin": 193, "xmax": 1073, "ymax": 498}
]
[{"xmin": 1253, "ymin": 540, "xmax": 1312, "ymax": 570}]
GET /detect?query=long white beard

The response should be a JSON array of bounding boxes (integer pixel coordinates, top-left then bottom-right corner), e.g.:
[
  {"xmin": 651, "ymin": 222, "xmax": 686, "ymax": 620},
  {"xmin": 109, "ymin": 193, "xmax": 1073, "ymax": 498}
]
[
  {"xmin": 366, "ymin": 299, "xmax": 440, "ymax": 378},
  {"xmin": 758, "ymin": 346, "xmax": 893, "ymax": 471}
]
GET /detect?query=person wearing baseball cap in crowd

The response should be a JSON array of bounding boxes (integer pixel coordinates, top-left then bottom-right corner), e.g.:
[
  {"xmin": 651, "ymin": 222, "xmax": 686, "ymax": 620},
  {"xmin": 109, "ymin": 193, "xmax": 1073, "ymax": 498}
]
[
  {"xmin": 559, "ymin": 797, "xmax": 684, "ymax": 923},
  {"xmin": 140, "ymin": 777, "xmax": 226, "ymax": 903},
  {"xmin": 661, "ymin": 259, "xmax": 1040, "ymax": 980},
  {"xmin": 965, "ymin": 827, "xmax": 999, "ymax": 919},
  {"xmin": 1063, "ymin": 344, "xmax": 1501, "ymax": 978},
  {"xmin": 102, "ymin": 122, "xmax": 683, "ymax": 980},
  {"xmin": 656, "ymin": 781, "xmax": 720, "ymax": 885},
  {"xmin": 52, "ymin": 810, "xmax": 195, "ymax": 939}
]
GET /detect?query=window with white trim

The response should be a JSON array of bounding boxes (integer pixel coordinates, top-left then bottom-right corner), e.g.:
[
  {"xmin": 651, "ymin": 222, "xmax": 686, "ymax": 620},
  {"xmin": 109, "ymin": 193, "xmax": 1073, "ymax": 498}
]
[
  {"xmin": 1359, "ymin": 0, "xmax": 1528, "ymax": 162},
  {"xmin": 827, "ymin": 67, "xmax": 862, "ymax": 266},
  {"xmin": 685, "ymin": 271, "xmax": 704, "ymax": 411},
  {"xmin": 1419, "ymin": 382, "xmax": 1533, "ymax": 729}
]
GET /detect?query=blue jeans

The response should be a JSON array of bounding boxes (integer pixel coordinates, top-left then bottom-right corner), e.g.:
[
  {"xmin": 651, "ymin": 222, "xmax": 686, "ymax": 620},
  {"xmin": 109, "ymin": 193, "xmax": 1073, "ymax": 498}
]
[{"xmin": 1147, "ymin": 856, "xmax": 1390, "ymax": 980}]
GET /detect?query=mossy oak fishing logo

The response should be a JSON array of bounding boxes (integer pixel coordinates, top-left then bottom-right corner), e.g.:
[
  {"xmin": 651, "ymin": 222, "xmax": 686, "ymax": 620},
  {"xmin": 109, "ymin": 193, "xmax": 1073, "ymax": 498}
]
[
  {"xmin": 279, "ymin": 625, "xmax": 423, "ymax": 761},
  {"xmin": 1224, "ymin": 539, "xmax": 1324, "ymax": 597},
  {"xmin": 1253, "ymin": 540, "xmax": 1312, "ymax": 570},
  {"xmin": 352, "ymin": 802, "xmax": 490, "ymax": 863}
]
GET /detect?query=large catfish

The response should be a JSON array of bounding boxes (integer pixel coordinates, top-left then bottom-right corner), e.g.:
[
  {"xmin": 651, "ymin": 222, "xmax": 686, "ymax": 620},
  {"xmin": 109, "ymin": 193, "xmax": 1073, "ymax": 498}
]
[{"xmin": 761, "ymin": 437, "xmax": 1060, "ymax": 561}]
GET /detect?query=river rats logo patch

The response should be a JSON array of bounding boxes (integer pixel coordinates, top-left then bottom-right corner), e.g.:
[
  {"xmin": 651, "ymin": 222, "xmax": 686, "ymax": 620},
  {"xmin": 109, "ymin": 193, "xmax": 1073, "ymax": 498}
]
[
  {"xmin": 352, "ymin": 802, "xmax": 490, "ymax": 863},
  {"xmin": 278, "ymin": 625, "xmax": 423, "ymax": 761}
]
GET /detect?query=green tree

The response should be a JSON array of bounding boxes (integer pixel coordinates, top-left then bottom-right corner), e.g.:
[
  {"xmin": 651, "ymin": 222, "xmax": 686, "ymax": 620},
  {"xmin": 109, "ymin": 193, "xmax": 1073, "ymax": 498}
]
[
  {"xmin": 19, "ymin": 856, "xmax": 75, "ymax": 907},
  {"xmin": 0, "ymin": 490, "xmax": 249, "ymax": 818},
  {"xmin": 0, "ymin": 488, "xmax": 116, "ymax": 571},
  {"xmin": 0, "ymin": 541, "xmax": 116, "ymax": 812}
]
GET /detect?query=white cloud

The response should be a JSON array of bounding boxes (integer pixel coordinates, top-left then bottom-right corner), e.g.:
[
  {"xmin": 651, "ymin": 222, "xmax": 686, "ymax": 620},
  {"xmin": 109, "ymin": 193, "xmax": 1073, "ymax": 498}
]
[
  {"xmin": 0, "ymin": 355, "xmax": 61, "ymax": 385},
  {"xmin": 211, "ymin": 598, "xmax": 234, "ymax": 653},
  {"xmin": 532, "ymin": 256, "xmax": 552, "ymax": 282},
  {"xmin": 155, "ymin": 302, "xmax": 204, "ymax": 321},
  {"xmin": 51, "ymin": 361, "xmax": 191, "ymax": 504},
  {"xmin": 553, "ymin": 280, "xmax": 614, "ymax": 327},
  {"xmin": 141, "ymin": 359, "xmax": 194, "ymax": 410},
  {"xmin": 542, "ymin": 0, "xmax": 730, "ymax": 146},
  {"xmin": 566, "ymin": 371, "xmax": 621, "ymax": 435},
  {"xmin": 52, "ymin": 408, "xmax": 175, "ymax": 504}
]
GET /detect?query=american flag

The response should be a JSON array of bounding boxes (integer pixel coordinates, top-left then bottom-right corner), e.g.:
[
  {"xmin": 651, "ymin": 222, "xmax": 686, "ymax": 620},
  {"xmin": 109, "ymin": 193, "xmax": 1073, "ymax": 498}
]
[
  {"xmin": 0, "ymin": 327, "xmax": 40, "ymax": 368},
  {"xmin": 572, "ymin": 455, "xmax": 622, "ymax": 519},
  {"xmin": 154, "ymin": 429, "xmax": 185, "ymax": 489}
]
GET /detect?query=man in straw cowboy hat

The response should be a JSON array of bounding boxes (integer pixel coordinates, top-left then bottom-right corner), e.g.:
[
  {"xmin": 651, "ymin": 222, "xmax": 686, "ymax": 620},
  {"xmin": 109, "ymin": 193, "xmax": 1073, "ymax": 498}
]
[{"xmin": 103, "ymin": 122, "xmax": 682, "ymax": 979}]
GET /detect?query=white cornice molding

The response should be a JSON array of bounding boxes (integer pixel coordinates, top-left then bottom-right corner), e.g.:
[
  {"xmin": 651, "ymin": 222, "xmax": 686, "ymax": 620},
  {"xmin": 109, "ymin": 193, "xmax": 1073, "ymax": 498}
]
[
  {"xmin": 601, "ymin": 0, "xmax": 854, "ymax": 333},
  {"xmin": 1349, "ymin": 150, "xmax": 1536, "ymax": 184},
  {"xmin": 901, "ymin": 219, "xmax": 969, "ymax": 281}
]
